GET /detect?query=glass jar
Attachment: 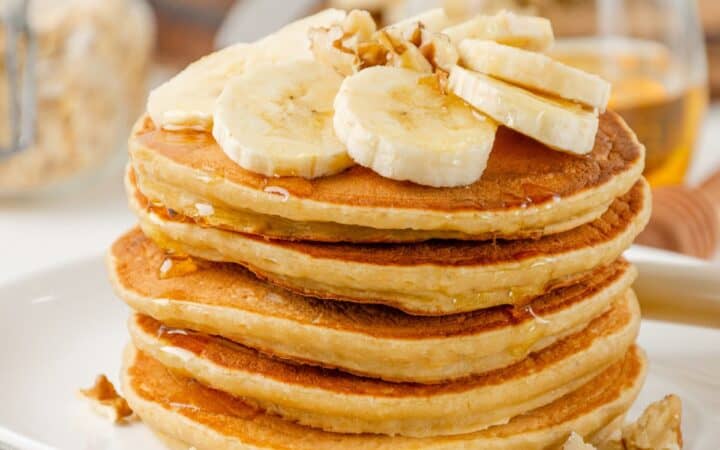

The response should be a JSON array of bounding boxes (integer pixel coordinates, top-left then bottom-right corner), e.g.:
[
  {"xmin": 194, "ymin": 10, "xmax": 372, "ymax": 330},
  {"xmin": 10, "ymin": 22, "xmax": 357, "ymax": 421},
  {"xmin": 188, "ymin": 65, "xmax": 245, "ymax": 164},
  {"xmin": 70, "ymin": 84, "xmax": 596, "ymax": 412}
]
[
  {"xmin": 535, "ymin": 0, "xmax": 709, "ymax": 187},
  {"xmin": 0, "ymin": 0, "xmax": 154, "ymax": 196}
]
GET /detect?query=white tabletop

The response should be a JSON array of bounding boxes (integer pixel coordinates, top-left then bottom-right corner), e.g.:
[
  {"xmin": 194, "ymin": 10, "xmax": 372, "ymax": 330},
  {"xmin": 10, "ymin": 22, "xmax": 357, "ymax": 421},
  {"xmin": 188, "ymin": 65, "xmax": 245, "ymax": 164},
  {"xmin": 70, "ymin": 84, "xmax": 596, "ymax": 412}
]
[{"xmin": 1, "ymin": 106, "xmax": 720, "ymax": 285}]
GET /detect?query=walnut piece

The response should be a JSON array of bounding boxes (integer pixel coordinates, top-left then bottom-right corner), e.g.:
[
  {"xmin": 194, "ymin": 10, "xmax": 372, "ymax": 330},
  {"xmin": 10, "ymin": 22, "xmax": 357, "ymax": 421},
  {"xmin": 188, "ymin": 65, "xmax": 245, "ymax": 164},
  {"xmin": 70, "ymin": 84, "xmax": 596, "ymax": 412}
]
[
  {"xmin": 78, "ymin": 374, "xmax": 134, "ymax": 423},
  {"xmin": 560, "ymin": 395, "xmax": 683, "ymax": 450},
  {"xmin": 309, "ymin": 9, "xmax": 457, "ymax": 77},
  {"xmin": 309, "ymin": 10, "xmax": 377, "ymax": 76},
  {"xmin": 622, "ymin": 395, "xmax": 683, "ymax": 450}
]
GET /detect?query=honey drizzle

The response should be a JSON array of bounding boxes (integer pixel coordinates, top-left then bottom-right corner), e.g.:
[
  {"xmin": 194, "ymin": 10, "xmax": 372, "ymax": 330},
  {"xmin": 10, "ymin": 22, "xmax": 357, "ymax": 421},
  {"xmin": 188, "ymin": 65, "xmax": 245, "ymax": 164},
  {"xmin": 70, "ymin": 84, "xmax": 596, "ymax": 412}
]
[{"xmin": 158, "ymin": 254, "xmax": 199, "ymax": 279}]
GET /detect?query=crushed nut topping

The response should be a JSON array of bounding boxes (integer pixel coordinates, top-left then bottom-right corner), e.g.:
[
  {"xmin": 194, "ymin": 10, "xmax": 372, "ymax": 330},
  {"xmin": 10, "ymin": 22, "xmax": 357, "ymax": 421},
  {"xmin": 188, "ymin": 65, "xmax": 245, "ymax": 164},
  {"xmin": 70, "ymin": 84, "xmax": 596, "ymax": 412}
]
[
  {"xmin": 309, "ymin": 9, "xmax": 458, "ymax": 78},
  {"xmin": 78, "ymin": 374, "xmax": 134, "ymax": 423},
  {"xmin": 622, "ymin": 395, "xmax": 683, "ymax": 450},
  {"xmin": 560, "ymin": 394, "xmax": 683, "ymax": 450}
]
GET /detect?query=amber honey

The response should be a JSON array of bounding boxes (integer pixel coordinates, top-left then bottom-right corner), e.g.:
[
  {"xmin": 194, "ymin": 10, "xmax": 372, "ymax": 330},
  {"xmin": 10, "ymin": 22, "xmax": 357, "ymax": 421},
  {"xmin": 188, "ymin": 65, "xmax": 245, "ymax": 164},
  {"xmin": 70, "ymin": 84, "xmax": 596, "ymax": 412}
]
[
  {"xmin": 159, "ymin": 254, "xmax": 200, "ymax": 279},
  {"xmin": 613, "ymin": 83, "xmax": 707, "ymax": 186},
  {"xmin": 551, "ymin": 38, "xmax": 708, "ymax": 187}
]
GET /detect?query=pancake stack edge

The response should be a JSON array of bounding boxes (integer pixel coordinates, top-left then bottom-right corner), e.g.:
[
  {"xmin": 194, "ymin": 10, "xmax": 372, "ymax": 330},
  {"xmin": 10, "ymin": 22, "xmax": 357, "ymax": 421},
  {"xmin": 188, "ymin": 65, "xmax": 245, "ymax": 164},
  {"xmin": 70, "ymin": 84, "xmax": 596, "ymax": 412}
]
[{"xmin": 108, "ymin": 111, "xmax": 650, "ymax": 449}]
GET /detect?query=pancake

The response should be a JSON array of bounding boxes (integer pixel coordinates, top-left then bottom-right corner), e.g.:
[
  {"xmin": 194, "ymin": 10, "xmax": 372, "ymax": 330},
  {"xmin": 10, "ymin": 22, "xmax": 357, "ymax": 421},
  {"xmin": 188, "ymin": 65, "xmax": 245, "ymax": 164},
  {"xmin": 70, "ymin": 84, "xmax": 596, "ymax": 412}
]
[
  {"xmin": 127, "ymin": 291, "xmax": 639, "ymax": 437},
  {"xmin": 132, "ymin": 179, "xmax": 651, "ymax": 315},
  {"xmin": 131, "ymin": 167, "xmax": 609, "ymax": 243},
  {"xmin": 109, "ymin": 229, "xmax": 637, "ymax": 382},
  {"xmin": 150, "ymin": 418, "xmax": 629, "ymax": 450},
  {"xmin": 129, "ymin": 110, "xmax": 644, "ymax": 242},
  {"xmin": 121, "ymin": 344, "xmax": 646, "ymax": 449}
]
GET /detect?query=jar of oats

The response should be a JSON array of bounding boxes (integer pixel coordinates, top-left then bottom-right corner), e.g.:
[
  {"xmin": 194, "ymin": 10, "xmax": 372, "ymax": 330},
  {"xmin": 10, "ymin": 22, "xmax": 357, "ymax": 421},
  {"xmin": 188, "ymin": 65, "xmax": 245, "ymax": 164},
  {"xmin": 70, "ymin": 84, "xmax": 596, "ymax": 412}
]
[{"xmin": 0, "ymin": 0, "xmax": 154, "ymax": 196}]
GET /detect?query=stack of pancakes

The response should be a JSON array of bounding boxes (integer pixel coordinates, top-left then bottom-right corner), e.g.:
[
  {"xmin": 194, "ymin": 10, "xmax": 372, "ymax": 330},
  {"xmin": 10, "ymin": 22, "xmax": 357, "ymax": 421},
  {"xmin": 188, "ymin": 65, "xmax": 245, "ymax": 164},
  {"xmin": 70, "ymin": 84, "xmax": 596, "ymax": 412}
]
[{"xmin": 108, "ymin": 110, "xmax": 651, "ymax": 449}]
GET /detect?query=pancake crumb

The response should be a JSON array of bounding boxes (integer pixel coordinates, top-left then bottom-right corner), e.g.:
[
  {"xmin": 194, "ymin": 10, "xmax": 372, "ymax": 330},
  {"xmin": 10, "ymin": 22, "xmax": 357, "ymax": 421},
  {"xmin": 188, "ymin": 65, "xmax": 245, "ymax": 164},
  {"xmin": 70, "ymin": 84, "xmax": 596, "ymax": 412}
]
[
  {"xmin": 561, "ymin": 394, "xmax": 683, "ymax": 450},
  {"xmin": 78, "ymin": 375, "xmax": 135, "ymax": 423}
]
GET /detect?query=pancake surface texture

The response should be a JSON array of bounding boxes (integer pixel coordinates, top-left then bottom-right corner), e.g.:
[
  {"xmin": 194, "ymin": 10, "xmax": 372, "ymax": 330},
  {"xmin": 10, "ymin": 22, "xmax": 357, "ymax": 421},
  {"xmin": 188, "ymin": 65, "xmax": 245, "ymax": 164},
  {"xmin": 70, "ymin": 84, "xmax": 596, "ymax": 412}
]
[
  {"xmin": 129, "ymin": 110, "xmax": 644, "ymax": 242},
  {"xmin": 122, "ymin": 344, "xmax": 646, "ymax": 449},
  {"xmin": 110, "ymin": 229, "xmax": 637, "ymax": 382},
  {"xmin": 132, "ymin": 179, "xmax": 650, "ymax": 314},
  {"xmin": 127, "ymin": 290, "xmax": 639, "ymax": 436}
]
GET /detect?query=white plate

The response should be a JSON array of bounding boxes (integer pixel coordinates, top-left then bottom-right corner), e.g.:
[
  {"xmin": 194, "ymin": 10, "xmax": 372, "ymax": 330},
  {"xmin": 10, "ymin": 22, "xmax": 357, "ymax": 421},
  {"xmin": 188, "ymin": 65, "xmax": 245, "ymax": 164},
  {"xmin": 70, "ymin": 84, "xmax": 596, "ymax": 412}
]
[{"xmin": 0, "ymin": 255, "xmax": 718, "ymax": 450}]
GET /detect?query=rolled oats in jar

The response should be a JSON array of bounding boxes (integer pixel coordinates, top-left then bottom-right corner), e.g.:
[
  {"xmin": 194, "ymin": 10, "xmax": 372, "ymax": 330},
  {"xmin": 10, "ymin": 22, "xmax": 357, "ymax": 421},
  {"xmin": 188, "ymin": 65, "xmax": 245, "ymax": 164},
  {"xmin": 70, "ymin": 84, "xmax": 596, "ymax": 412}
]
[{"xmin": 0, "ymin": 0, "xmax": 154, "ymax": 195}]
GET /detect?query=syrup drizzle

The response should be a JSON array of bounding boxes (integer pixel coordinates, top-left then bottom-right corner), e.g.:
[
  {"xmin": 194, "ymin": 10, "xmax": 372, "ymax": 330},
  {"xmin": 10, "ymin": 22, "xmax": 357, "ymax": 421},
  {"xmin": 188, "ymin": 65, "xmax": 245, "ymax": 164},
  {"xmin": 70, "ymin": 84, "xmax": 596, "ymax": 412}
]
[{"xmin": 158, "ymin": 253, "xmax": 200, "ymax": 279}]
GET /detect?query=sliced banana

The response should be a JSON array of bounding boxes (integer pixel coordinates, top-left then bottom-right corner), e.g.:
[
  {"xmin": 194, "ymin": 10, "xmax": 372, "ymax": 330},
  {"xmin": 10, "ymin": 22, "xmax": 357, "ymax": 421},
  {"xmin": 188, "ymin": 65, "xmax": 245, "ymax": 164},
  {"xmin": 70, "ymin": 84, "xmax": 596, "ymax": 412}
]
[
  {"xmin": 213, "ymin": 60, "xmax": 352, "ymax": 179},
  {"xmin": 443, "ymin": 10, "xmax": 554, "ymax": 51},
  {"xmin": 449, "ymin": 66, "xmax": 598, "ymax": 154},
  {"xmin": 334, "ymin": 67, "xmax": 497, "ymax": 187},
  {"xmin": 459, "ymin": 40, "xmax": 611, "ymax": 111},
  {"xmin": 147, "ymin": 9, "xmax": 346, "ymax": 131},
  {"xmin": 147, "ymin": 43, "xmax": 252, "ymax": 131},
  {"xmin": 250, "ymin": 8, "xmax": 347, "ymax": 63},
  {"xmin": 387, "ymin": 8, "xmax": 455, "ymax": 33}
]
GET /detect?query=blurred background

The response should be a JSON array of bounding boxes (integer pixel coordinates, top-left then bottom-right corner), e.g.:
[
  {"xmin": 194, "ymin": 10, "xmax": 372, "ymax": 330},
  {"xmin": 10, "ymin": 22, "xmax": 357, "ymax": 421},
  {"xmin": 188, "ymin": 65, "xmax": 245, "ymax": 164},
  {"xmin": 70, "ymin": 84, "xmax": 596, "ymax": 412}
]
[{"xmin": 1, "ymin": 0, "xmax": 719, "ymax": 283}]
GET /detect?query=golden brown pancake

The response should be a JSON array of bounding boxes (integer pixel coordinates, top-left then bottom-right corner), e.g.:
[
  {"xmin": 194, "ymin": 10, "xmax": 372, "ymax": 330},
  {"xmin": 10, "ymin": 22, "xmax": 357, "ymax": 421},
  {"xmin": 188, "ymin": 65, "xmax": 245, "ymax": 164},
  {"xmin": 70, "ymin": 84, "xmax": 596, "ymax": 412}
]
[
  {"xmin": 128, "ymin": 167, "xmax": 607, "ymax": 243},
  {"xmin": 109, "ymin": 228, "xmax": 637, "ymax": 382},
  {"xmin": 129, "ymin": 110, "xmax": 644, "ymax": 242},
  {"xmin": 121, "ymin": 345, "xmax": 647, "ymax": 449},
  {"xmin": 127, "ymin": 291, "xmax": 639, "ymax": 436},
  {"xmin": 132, "ymin": 179, "xmax": 651, "ymax": 314}
]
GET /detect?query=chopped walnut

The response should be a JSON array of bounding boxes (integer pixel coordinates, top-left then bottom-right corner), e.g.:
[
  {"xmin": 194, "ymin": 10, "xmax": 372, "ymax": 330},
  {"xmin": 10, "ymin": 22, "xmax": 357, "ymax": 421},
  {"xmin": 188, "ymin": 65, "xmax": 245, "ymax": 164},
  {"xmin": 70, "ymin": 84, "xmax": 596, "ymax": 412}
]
[
  {"xmin": 342, "ymin": 9, "xmax": 377, "ymax": 43},
  {"xmin": 309, "ymin": 9, "xmax": 458, "ymax": 77},
  {"xmin": 309, "ymin": 10, "xmax": 377, "ymax": 76},
  {"xmin": 78, "ymin": 375, "xmax": 134, "ymax": 423},
  {"xmin": 622, "ymin": 395, "xmax": 683, "ymax": 450},
  {"xmin": 383, "ymin": 21, "xmax": 458, "ymax": 72},
  {"xmin": 419, "ymin": 30, "xmax": 459, "ymax": 72},
  {"xmin": 391, "ymin": 43, "xmax": 434, "ymax": 73},
  {"xmin": 560, "ymin": 395, "xmax": 683, "ymax": 450},
  {"xmin": 308, "ymin": 26, "xmax": 356, "ymax": 76},
  {"xmin": 355, "ymin": 41, "xmax": 389, "ymax": 69}
]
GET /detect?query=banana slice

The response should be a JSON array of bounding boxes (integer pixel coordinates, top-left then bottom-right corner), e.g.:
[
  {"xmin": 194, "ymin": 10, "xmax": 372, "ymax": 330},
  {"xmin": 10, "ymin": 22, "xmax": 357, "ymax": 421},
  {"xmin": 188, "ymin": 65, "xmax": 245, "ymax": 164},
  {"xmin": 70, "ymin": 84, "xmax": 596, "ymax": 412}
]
[
  {"xmin": 388, "ymin": 8, "xmax": 455, "ymax": 33},
  {"xmin": 213, "ymin": 60, "xmax": 352, "ymax": 179},
  {"xmin": 459, "ymin": 40, "xmax": 611, "ymax": 111},
  {"xmin": 250, "ymin": 8, "xmax": 347, "ymax": 63},
  {"xmin": 147, "ymin": 43, "xmax": 252, "ymax": 131},
  {"xmin": 334, "ymin": 67, "xmax": 497, "ymax": 187},
  {"xmin": 443, "ymin": 10, "xmax": 554, "ymax": 51},
  {"xmin": 147, "ymin": 9, "xmax": 346, "ymax": 131},
  {"xmin": 449, "ymin": 66, "xmax": 598, "ymax": 154}
]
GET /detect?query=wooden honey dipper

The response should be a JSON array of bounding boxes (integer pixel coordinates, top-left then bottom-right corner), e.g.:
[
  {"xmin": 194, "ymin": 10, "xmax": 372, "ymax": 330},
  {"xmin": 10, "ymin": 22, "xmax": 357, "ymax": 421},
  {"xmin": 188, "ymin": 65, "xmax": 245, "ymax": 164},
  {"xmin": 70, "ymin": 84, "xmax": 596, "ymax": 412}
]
[{"xmin": 636, "ymin": 170, "xmax": 720, "ymax": 259}]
